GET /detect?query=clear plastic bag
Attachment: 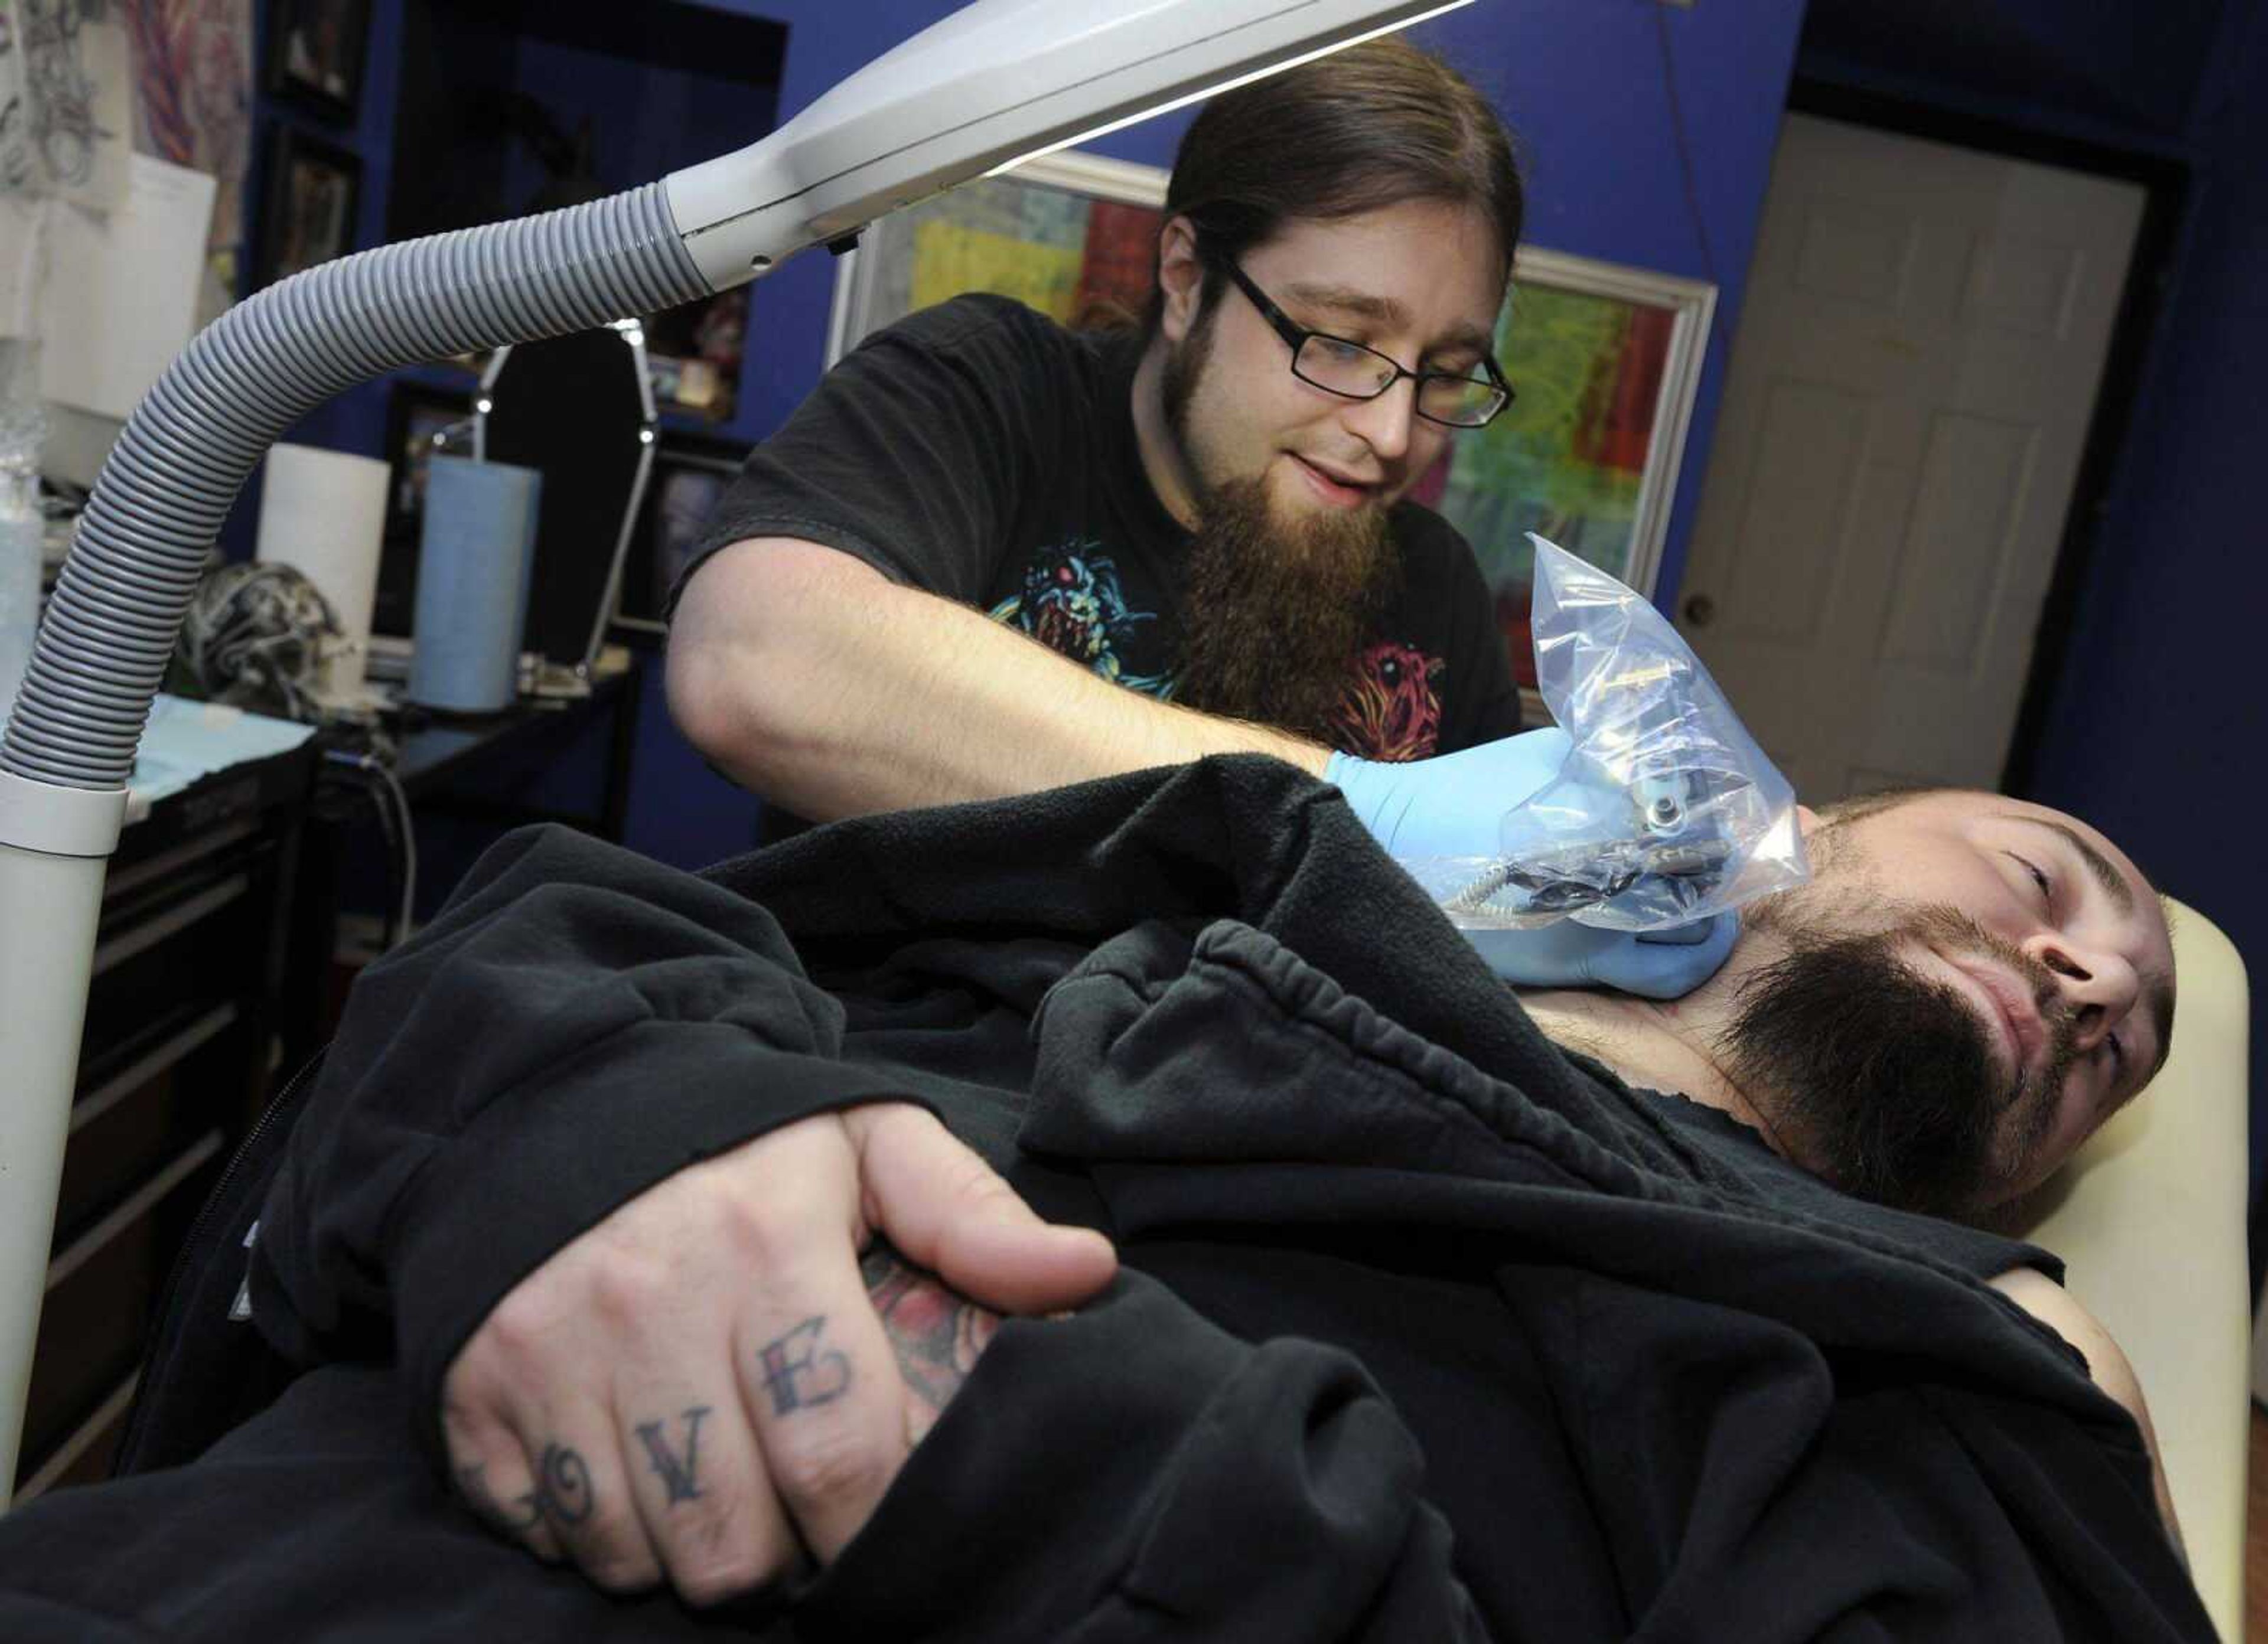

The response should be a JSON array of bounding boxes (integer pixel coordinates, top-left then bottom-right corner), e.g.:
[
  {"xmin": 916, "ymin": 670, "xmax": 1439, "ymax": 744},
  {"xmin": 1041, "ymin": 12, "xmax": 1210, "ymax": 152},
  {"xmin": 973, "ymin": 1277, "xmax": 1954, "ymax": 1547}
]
[{"xmin": 1405, "ymin": 536, "xmax": 1808, "ymax": 933}]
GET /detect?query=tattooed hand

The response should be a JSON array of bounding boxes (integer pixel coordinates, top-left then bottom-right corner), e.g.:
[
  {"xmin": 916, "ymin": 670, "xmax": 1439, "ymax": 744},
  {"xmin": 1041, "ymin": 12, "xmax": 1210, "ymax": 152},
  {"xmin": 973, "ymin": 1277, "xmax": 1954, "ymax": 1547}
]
[
  {"xmin": 862, "ymin": 1245, "xmax": 1002, "ymax": 1444},
  {"xmin": 439, "ymin": 1102, "xmax": 1112, "ymax": 1607}
]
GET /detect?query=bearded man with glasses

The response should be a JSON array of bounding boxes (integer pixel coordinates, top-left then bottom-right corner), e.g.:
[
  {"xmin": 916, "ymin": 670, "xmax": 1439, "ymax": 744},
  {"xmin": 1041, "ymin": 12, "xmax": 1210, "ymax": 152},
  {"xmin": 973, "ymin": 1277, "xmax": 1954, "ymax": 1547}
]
[
  {"xmin": 669, "ymin": 38, "xmax": 1729, "ymax": 985},
  {"xmin": 682, "ymin": 54, "xmax": 1508, "ymax": 834},
  {"xmin": 676, "ymin": 38, "xmax": 1535, "ymax": 776}
]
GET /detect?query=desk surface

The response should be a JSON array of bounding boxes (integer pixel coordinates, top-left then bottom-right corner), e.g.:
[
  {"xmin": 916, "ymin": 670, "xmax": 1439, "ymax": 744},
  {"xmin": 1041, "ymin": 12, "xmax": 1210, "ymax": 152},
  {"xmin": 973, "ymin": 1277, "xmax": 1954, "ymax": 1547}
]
[
  {"xmin": 117, "ymin": 739, "xmax": 317, "ymax": 867},
  {"xmin": 312, "ymin": 664, "xmax": 641, "ymax": 843},
  {"xmin": 389, "ymin": 671, "xmax": 633, "ymax": 794}
]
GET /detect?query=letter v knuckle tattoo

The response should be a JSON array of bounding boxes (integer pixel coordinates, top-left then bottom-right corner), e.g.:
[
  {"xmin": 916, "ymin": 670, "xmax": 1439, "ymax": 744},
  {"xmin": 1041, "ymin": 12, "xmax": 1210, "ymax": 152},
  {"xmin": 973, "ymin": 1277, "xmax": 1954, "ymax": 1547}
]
[{"xmin": 634, "ymin": 1406, "xmax": 713, "ymax": 1505}]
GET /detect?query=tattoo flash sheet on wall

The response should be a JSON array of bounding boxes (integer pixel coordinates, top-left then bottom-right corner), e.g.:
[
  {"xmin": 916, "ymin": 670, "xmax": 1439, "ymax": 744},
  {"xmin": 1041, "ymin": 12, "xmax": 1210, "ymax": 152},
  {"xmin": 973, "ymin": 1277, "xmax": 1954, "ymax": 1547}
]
[
  {"xmin": 1, "ymin": 0, "xmax": 132, "ymax": 210},
  {"xmin": 122, "ymin": 0, "xmax": 253, "ymax": 319},
  {"xmin": 0, "ymin": 4, "xmax": 29, "ymax": 191}
]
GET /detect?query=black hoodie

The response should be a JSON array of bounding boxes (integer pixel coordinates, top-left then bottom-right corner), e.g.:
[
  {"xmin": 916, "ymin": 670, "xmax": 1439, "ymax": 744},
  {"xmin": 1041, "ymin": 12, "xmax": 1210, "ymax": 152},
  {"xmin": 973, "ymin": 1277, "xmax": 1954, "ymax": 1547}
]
[{"xmin": 0, "ymin": 757, "xmax": 2208, "ymax": 1642}]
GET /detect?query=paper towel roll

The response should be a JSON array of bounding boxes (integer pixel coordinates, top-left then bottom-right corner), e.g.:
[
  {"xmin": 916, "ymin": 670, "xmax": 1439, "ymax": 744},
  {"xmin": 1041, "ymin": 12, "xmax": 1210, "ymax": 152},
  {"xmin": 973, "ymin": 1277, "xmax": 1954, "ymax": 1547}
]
[
  {"xmin": 408, "ymin": 456, "xmax": 544, "ymax": 713},
  {"xmin": 255, "ymin": 442, "xmax": 390, "ymax": 697}
]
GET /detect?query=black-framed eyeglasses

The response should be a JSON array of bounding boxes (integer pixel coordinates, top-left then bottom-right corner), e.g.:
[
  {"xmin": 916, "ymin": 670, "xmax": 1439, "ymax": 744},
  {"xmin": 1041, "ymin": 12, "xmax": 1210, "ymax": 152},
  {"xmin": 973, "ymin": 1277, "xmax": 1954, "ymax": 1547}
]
[{"xmin": 1224, "ymin": 263, "xmax": 1514, "ymax": 429}]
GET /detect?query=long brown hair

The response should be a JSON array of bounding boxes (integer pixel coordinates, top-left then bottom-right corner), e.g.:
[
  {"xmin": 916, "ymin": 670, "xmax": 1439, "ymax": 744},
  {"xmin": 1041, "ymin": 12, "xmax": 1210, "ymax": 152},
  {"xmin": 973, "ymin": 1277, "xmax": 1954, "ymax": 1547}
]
[{"xmin": 1145, "ymin": 38, "xmax": 1524, "ymax": 331}]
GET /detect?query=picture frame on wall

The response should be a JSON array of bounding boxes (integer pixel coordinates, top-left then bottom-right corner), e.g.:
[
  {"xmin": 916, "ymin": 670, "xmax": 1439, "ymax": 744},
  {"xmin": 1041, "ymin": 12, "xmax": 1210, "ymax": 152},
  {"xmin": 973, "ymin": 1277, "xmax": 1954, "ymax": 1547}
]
[
  {"xmin": 828, "ymin": 151, "xmax": 1716, "ymax": 715},
  {"xmin": 826, "ymin": 148, "xmax": 1169, "ymax": 365},
  {"xmin": 260, "ymin": 126, "xmax": 362, "ymax": 288},
  {"xmin": 1428, "ymin": 246, "xmax": 1716, "ymax": 710},
  {"xmin": 268, "ymin": 0, "xmax": 374, "ymax": 123}
]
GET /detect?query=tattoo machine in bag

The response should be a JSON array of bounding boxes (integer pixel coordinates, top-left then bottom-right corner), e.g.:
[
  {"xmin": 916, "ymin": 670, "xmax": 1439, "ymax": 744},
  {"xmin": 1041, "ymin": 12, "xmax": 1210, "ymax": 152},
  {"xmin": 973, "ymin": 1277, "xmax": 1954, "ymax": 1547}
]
[{"xmin": 1401, "ymin": 536, "xmax": 1810, "ymax": 933}]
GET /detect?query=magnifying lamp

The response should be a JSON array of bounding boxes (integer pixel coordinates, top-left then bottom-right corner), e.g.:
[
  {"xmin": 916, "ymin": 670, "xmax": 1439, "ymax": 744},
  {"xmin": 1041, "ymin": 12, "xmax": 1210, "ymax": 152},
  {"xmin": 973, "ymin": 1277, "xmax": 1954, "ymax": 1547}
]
[{"xmin": 0, "ymin": 0, "xmax": 1474, "ymax": 1496}]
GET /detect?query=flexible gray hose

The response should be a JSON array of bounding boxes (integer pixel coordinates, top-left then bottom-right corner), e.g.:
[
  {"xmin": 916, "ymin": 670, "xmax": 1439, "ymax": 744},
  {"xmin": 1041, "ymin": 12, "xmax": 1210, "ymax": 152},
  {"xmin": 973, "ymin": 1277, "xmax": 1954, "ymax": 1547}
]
[{"xmin": 1, "ymin": 183, "xmax": 713, "ymax": 790}]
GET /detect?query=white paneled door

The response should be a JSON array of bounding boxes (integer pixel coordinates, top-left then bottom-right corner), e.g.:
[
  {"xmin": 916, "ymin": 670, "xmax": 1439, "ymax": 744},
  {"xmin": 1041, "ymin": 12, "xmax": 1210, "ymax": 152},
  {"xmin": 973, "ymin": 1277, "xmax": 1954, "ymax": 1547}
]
[{"xmin": 1674, "ymin": 114, "xmax": 2145, "ymax": 802}]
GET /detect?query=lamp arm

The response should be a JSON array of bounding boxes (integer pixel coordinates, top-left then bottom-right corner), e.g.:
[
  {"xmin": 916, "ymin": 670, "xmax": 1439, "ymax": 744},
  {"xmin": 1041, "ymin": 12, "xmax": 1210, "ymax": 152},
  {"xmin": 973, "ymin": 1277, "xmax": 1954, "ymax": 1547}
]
[{"xmin": 2, "ymin": 183, "xmax": 709, "ymax": 793}]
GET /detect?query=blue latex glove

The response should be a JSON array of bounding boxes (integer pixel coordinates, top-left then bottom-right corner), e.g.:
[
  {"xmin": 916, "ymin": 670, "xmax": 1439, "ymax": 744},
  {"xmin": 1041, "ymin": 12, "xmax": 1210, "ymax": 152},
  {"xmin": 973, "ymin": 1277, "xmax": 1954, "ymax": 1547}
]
[
  {"xmin": 1325, "ymin": 729, "xmax": 1735, "ymax": 997},
  {"xmin": 1459, "ymin": 910, "xmax": 1736, "ymax": 1000}
]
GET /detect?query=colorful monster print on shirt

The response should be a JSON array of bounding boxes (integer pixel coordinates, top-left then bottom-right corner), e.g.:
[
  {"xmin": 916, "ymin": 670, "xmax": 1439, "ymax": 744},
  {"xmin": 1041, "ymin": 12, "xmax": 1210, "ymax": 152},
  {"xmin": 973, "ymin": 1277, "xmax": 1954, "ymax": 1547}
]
[{"xmin": 990, "ymin": 539, "xmax": 1172, "ymax": 697}]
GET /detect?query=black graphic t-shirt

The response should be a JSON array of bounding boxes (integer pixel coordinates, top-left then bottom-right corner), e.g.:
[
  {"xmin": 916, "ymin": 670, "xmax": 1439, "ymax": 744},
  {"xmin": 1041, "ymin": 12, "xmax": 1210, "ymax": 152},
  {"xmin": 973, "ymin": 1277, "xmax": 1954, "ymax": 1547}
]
[{"xmin": 677, "ymin": 293, "xmax": 1523, "ymax": 762}]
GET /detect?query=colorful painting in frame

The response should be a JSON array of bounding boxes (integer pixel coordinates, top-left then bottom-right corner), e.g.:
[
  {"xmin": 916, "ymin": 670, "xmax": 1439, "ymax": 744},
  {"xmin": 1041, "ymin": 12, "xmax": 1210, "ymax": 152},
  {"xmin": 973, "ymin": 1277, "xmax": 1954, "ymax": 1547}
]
[
  {"xmin": 827, "ymin": 149, "xmax": 1167, "ymax": 360},
  {"xmin": 829, "ymin": 152, "xmax": 1715, "ymax": 707},
  {"xmin": 1415, "ymin": 245, "xmax": 1714, "ymax": 697}
]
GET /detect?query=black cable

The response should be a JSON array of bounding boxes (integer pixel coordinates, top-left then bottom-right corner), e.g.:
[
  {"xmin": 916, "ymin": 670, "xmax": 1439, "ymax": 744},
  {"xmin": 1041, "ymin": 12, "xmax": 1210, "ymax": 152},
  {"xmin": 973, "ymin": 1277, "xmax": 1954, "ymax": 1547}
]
[
  {"xmin": 367, "ymin": 759, "xmax": 419, "ymax": 941},
  {"xmin": 322, "ymin": 750, "xmax": 416, "ymax": 951},
  {"xmin": 322, "ymin": 761, "xmax": 400, "ymax": 952}
]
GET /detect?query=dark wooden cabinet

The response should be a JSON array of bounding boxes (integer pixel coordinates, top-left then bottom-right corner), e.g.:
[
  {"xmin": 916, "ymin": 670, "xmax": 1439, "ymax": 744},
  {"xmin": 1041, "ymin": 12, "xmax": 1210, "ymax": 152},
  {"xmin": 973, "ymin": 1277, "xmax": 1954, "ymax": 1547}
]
[{"xmin": 13, "ymin": 743, "xmax": 315, "ymax": 1500}]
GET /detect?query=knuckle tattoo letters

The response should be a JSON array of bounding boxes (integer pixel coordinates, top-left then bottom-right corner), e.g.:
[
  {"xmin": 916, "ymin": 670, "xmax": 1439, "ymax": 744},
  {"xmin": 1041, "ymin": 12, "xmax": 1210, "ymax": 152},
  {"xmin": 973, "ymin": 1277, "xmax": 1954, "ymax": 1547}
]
[
  {"xmin": 634, "ymin": 1406, "xmax": 713, "ymax": 1505},
  {"xmin": 756, "ymin": 1317, "xmax": 854, "ymax": 1416},
  {"xmin": 532, "ymin": 1442, "xmax": 597, "ymax": 1526}
]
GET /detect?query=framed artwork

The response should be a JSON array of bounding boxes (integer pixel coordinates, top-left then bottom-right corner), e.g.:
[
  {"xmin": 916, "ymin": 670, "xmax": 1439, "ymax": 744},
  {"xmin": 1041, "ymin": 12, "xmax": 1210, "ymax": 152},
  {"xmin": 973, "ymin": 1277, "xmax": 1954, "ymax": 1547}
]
[
  {"xmin": 1417, "ymin": 247, "xmax": 1716, "ymax": 701},
  {"xmin": 267, "ymin": 0, "xmax": 371, "ymax": 122},
  {"xmin": 260, "ymin": 124, "xmax": 360, "ymax": 285},
  {"xmin": 612, "ymin": 435, "xmax": 748, "ymax": 635},
  {"xmin": 827, "ymin": 151, "xmax": 1715, "ymax": 706},
  {"xmin": 372, "ymin": 381, "xmax": 472, "ymax": 638},
  {"xmin": 826, "ymin": 148, "xmax": 1168, "ymax": 363}
]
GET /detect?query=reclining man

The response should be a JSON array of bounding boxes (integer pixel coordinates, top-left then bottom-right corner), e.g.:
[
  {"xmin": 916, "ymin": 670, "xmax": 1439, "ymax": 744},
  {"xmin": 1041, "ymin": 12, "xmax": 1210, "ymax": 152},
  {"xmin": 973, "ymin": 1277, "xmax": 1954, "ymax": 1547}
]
[{"xmin": 0, "ymin": 754, "xmax": 2204, "ymax": 1641}]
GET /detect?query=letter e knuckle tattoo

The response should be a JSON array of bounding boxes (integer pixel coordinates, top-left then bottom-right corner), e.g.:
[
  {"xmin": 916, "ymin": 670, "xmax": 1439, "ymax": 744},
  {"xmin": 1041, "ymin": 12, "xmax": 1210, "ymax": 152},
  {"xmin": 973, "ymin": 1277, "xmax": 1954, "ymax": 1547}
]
[{"xmin": 756, "ymin": 1316, "xmax": 853, "ymax": 1416}]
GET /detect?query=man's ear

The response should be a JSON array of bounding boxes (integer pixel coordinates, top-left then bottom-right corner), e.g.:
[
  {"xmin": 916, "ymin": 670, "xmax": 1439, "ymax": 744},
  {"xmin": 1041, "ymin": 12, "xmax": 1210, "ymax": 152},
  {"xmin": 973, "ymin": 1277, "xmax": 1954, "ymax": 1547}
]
[
  {"xmin": 1156, "ymin": 216, "xmax": 1205, "ymax": 345},
  {"xmin": 1796, "ymin": 803, "xmax": 1823, "ymax": 839}
]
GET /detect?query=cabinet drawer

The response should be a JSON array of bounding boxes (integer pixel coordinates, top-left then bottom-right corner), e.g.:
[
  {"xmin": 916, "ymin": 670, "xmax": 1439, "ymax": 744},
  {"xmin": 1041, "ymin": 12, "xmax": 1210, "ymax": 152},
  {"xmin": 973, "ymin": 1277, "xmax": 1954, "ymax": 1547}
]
[
  {"xmin": 60, "ymin": 1004, "xmax": 243, "ymax": 1244},
  {"xmin": 81, "ymin": 873, "xmax": 258, "ymax": 1065},
  {"xmin": 14, "ymin": 1374, "xmax": 136, "ymax": 1505},
  {"xmin": 20, "ymin": 1136, "xmax": 224, "ymax": 1486}
]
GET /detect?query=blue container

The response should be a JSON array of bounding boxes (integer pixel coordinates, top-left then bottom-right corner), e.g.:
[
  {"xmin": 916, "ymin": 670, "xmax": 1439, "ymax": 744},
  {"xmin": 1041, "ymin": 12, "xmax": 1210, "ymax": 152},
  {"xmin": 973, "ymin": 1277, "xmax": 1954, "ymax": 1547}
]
[{"xmin": 408, "ymin": 456, "xmax": 543, "ymax": 712}]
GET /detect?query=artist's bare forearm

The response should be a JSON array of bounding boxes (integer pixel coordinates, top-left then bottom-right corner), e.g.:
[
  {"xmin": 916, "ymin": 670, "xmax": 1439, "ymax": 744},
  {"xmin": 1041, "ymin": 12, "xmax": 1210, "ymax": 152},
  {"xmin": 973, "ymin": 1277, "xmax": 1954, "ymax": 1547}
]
[{"xmin": 668, "ymin": 538, "xmax": 1331, "ymax": 821}]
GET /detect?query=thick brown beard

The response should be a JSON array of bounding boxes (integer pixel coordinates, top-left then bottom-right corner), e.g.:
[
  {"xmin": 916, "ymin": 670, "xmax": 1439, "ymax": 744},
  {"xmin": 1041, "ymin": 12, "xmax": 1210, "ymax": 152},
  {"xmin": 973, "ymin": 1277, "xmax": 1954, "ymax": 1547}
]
[
  {"xmin": 1171, "ymin": 474, "xmax": 1400, "ymax": 742},
  {"xmin": 1161, "ymin": 304, "xmax": 1401, "ymax": 743}
]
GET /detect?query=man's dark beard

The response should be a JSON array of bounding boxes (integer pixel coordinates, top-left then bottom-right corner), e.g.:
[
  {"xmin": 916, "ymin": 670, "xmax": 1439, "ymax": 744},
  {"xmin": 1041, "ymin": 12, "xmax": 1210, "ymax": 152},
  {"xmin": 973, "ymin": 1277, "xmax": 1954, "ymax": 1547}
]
[
  {"xmin": 1719, "ymin": 906, "xmax": 2071, "ymax": 1219},
  {"xmin": 1171, "ymin": 475, "xmax": 1399, "ymax": 741},
  {"xmin": 1161, "ymin": 304, "xmax": 1400, "ymax": 742}
]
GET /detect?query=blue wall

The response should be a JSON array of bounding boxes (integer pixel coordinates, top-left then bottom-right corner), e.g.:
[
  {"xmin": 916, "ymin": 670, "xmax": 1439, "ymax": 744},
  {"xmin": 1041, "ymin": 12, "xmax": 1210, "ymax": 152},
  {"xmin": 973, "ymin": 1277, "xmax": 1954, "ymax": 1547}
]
[{"xmin": 1801, "ymin": 0, "xmax": 2223, "ymax": 149}]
